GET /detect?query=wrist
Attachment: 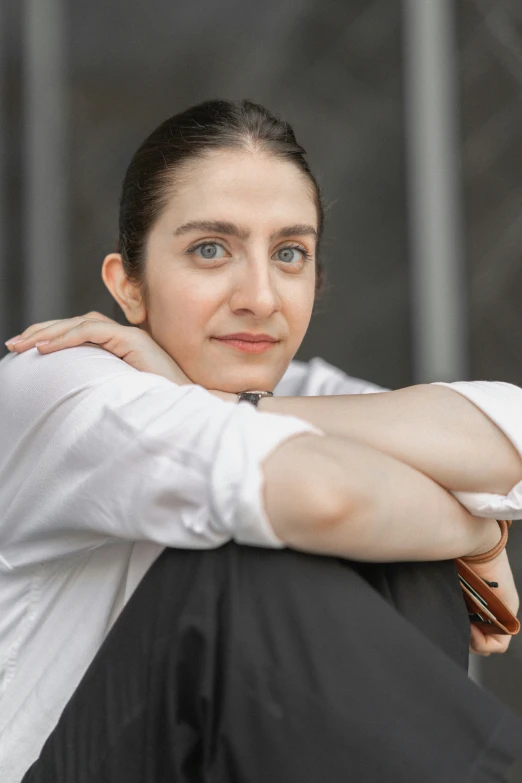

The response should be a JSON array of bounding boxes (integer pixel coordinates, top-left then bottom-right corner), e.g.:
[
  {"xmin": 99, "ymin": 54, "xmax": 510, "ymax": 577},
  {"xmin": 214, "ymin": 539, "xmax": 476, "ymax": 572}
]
[
  {"xmin": 467, "ymin": 519, "xmax": 504, "ymax": 559},
  {"xmin": 257, "ymin": 395, "xmax": 273, "ymax": 411},
  {"xmin": 165, "ymin": 362, "xmax": 192, "ymax": 386},
  {"xmin": 208, "ymin": 390, "xmax": 275, "ymax": 406},
  {"xmin": 464, "ymin": 519, "xmax": 511, "ymax": 564}
]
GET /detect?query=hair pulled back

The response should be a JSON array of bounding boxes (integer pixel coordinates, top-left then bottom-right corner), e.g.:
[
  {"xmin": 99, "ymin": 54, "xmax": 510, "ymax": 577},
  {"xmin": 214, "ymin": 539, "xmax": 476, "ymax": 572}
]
[{"xmin": 118, "ymin": 99, "xmax": 326, "ymax": 300}]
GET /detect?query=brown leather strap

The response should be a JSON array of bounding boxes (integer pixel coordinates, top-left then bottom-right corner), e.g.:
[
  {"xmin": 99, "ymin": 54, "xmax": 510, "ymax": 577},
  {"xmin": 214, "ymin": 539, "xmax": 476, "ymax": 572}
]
[{"xmin": 461, "ymin": 519, "xmax": 512, "ymax": 565}]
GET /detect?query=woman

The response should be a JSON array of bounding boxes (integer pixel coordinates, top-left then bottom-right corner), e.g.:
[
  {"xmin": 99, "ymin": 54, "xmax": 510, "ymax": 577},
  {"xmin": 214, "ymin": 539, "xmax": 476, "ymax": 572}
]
[{"xmin": 2, "ymin": 99, "xmax": 522, "ymax": 782}]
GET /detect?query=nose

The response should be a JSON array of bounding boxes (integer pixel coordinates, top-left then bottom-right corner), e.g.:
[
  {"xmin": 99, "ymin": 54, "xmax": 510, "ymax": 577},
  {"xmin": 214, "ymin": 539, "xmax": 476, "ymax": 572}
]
[{"xmin": 229, "ymin": 256, "xmax": 281, "ymax": 319}]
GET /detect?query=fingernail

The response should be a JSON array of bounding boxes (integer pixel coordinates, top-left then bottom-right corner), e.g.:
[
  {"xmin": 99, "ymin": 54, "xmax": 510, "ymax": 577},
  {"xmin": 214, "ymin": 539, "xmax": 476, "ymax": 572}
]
[
  {"xmin": 5, "ymin": 336, "xmax": 23, "ymax": 346},
  {"xmin": 35, "ymin": 341, "xmax": 50, "ymax": 348}
]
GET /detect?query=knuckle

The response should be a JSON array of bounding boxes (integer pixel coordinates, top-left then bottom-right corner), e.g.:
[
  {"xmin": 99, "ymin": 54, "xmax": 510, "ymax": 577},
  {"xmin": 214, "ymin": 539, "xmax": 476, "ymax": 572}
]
[{"xmin": 22, "ymin": 326, "xmax": 41, "ymax": 337}]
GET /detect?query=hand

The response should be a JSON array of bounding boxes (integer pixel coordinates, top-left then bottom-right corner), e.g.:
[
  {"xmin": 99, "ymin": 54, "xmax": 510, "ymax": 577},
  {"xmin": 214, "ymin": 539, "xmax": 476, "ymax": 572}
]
[
  {"xmin": 466, "ymin": 549, "xmax": 519, "ymax": 656},
  {"xmin": 5, "ymin": 312, "xmax": 192, "ymax": 386}
]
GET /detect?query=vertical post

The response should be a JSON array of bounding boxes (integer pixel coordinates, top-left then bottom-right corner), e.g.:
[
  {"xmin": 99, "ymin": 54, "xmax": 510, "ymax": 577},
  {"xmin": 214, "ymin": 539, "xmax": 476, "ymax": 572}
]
[
  {"xmin": 23, "ymin": 0, "xmax": 68, "ymax": 323},
  {"xmin": 403, "ymin": 0, "xmax": 467, "ymax": 384},
  {"xmin": 402, "ymin": 0, "xmax": 478, "ymax": 682}
]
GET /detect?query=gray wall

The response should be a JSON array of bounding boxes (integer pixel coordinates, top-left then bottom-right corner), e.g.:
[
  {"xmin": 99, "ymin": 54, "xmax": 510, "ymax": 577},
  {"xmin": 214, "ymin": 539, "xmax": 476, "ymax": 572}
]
[
  {"xmin": 2, "ymin": 0, "xmax": 409, "ymax": 388},
  {"xmin": 72, "ymin": 0, "xmax": 409, "ymax": 389}
]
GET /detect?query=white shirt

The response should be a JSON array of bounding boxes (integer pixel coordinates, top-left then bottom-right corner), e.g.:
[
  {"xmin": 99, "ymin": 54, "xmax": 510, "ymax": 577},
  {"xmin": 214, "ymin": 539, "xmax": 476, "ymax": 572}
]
[{"xmin": 1, "ymin": 346, "xmax": 522, "ymax": 781}]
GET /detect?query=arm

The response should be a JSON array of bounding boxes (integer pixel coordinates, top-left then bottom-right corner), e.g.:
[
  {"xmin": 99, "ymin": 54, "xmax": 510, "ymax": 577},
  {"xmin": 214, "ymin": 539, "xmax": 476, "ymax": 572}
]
[
  {"xmin": 7, "ymin": 323, "xmax": 514, "ymax": 657},
  {"xmin": 259, "ymin": 384, "xmax": 522, "ymax": 497},
  {"xmin": 11, "ymin": 316, "xmax": 522, "ymax": 503},
  {"xmin": 262, "ymin": 432, "xmax": 501, "ymax": 562},
  {"xmin": 0, "ymin": 346, "xmax": 497, "ymax": 571},
  {"xmin": 262, "ymin": 429, "xmax": 517, "ymax": 658},
  {"xmin": 0, "ymin": 346, "xmax": 317, "ymax": 567}
]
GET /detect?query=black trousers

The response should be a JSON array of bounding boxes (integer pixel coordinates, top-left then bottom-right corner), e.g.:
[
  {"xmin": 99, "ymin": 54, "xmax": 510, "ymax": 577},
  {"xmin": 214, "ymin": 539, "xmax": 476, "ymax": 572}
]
[{"xmin": 22, "ymin": 543, "xmax": 522, "ymax": 782}]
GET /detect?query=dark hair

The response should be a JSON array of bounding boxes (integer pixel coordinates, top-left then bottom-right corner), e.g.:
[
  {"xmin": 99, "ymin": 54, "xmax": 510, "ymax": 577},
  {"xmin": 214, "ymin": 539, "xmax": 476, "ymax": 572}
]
[{"xmin": 117, "ymin": 99, "xmax": 326, "ymax": 301}]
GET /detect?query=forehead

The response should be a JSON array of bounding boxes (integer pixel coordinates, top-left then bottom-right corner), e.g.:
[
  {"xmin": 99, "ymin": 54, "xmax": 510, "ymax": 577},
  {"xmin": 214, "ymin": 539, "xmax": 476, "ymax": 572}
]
[{"xmin": 163, "ymin": 149, "xmax": 318, "ymax": 229}]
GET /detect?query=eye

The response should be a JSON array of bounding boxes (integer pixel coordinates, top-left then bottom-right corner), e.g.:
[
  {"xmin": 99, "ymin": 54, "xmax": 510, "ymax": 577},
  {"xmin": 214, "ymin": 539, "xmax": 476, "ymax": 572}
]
[
  {"xmin": 274, "ymin": 245, "xmax": 311, "ymax": 265},
  {"xmin": 189, "ymin": 241, "xmax": 227, "ymax": 261}
]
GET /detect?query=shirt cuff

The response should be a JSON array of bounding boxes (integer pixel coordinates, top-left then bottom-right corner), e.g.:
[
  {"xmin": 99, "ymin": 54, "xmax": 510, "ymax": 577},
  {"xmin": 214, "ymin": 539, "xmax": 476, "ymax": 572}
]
[
  {"xmin": 433, "ymin": 380, "xmax": 522, "ymax": 519},
  {"xmin": 209, "ymin": 406, "xmax": 324, "ymax": 548},
  {"xmin": 452, "ymin": 486, "xmax": 522, "ymax": 520}
]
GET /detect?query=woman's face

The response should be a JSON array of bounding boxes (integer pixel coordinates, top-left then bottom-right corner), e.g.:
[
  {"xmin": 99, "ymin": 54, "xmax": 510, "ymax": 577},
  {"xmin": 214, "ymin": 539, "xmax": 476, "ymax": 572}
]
[{"xmin": 139, "ymin": 149, "xmax": 317, "ymax": 392}]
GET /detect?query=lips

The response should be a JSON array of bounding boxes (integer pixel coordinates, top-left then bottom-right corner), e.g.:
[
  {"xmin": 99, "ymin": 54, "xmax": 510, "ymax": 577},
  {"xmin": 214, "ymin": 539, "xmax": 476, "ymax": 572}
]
[
  {"xmin": 212, "ymin": 333, "xmax": 279, "ymax": 354},
  {"xmin": 217, "ymin": 333, "xmax": 277, "ymax": 342}
]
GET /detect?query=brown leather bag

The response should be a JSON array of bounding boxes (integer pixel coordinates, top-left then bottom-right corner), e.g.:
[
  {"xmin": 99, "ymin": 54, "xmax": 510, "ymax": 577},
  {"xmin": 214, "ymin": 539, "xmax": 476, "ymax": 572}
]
[{"xmin": 456, "ymin": 557, "xmax": 520, "ymax": 636}]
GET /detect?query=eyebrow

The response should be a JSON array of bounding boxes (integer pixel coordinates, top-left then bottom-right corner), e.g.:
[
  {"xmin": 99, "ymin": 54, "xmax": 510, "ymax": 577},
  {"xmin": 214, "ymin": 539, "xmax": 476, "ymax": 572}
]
[{"xmin": 173, "ymin": 220, "xmax": 317, "ymax": 242}]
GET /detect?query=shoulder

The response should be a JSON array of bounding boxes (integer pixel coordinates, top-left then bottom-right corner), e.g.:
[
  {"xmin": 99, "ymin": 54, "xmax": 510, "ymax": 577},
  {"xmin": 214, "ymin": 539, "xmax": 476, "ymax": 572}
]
[
  {"xmin": 0, "ymin": 343, "xmax": 137, "ymax": 386},
  {"xmin": 0, "ymin": 345, "xmax": 166, "ymax": 416},
  {"xmin": 274, "ymin": 357, "xmax": 387, "ymax": 396}
]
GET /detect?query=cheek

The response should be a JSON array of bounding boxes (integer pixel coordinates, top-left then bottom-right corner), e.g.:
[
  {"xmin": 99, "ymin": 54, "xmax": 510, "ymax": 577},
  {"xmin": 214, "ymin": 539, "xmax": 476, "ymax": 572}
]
[
  {"xmin": 147, "ymin": 275, "xmax": 221, "ymax": 356},
  {"xmin": 283, "ymin": 283, "xmax": 315, "ymax": 343}
]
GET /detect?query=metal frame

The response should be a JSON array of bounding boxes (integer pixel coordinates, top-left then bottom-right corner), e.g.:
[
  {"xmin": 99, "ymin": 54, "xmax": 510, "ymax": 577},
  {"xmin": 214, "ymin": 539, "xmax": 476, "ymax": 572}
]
[
  {"xmin": 23, "ymin": 0, "xmax": 68, "ymax": 323},
  {"xmin": 403, "ymin": 0, "xmax": 477, "ymax": 681},
  {"xmin": 403, "ymin": 0, "xmax": 468, "ymax": 385}
]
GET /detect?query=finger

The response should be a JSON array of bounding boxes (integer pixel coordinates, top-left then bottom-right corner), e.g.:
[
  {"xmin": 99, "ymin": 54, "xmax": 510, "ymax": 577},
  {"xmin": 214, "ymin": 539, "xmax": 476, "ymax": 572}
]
[
  {"xmin": 8, "ymin": 318, "xmax": 80, "ymax": 347},
  {"xmin": 12, "ymin": 310, "xmax": 118, "ymax": 353},
  {"xmin": 5, "ymin": 320, "xmax": 63, "ymax": 348},
  {"xmin": 470, "ymin": 624, "xmax": 509, "ymax": 655},
  {"xmin": 35, "ymin": 320, "xmax": 140, "ymax": 359},
  {"xmin": 8, "ymin": 318, "xmax": 100, "ymax": 353},
  {"xmin": 19, "ymin": 319, "xmax": 64, "ymax": 336},
  {"xmin": 469, "ymin": 624, "xmax": 490, "ymax": 655},
  {"xmin": 480, "ymin": 631, "xmax": 510, "ymax": 654},
  {"xmin": 487, "ymin": 634, "xmax": 511, "ymax": 654},
  {"xmin": 6, "ymin": 313, "xmax": 114, "ymax": 350},
  {"xmin": 83, "ymin": 311, "xmax": 118, "ymax": 324}
]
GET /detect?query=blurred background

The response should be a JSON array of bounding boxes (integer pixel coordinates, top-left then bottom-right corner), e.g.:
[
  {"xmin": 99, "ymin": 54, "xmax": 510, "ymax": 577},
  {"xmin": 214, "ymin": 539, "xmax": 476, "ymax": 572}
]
[{"xmin": 1, "ymin": 0, "xmax": 522, "ymax": 775}]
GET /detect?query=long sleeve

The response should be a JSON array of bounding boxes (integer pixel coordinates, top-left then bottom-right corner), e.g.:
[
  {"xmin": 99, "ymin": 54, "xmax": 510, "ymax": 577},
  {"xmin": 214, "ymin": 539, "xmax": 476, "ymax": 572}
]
[
  {"xmin": 275, "ymin": 356, "xmax": 385, "ymax": 396},
  {"xmin": 434, "ymin": 380, "xmax": 522, "ymax": 519},
  {"xmin": 0, "ymin": 346, "xmax": 320, "ymax": 570}
]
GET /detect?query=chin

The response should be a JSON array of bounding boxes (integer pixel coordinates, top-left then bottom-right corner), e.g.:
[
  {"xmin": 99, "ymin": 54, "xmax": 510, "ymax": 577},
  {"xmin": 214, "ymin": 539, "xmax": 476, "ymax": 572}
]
[
  {"xmin": 186, "ymin": 352, "xmax": 292, "ymax": 393},
  {"xmin": 213, "ymin": 377, "xmax": 276, "ymax": 394},
  {"xmin": 199, "ymin": 367, "xmax": 284, "ymax": 394}
]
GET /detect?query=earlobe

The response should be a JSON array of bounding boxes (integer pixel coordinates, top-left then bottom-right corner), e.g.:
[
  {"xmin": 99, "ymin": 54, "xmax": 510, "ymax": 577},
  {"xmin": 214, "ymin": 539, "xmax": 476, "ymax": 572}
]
[{"xmin": 101, "ymin": 253, "xmax": 147, "ymax": 325}]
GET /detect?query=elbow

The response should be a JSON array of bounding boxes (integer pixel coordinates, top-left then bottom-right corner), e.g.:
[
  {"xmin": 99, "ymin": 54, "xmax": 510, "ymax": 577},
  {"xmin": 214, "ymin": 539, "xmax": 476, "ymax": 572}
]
[
  {"xmin": 284, "ymin": 479, "xmax": 354, "ymax": 547},
  {"xmin": 265, "ymin": 437, "xmax": 367, "ymax": 555},
  {"xmin": 284, "ymin": 479, "xmax": 369, "ymax": 558}
]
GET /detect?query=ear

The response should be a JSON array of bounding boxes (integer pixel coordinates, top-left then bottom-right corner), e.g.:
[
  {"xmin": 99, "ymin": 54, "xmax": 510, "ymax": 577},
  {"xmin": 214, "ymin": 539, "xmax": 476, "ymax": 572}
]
[{"xmin": 101, "ymin": 253, "xmax": 147, "ymax": 325}]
